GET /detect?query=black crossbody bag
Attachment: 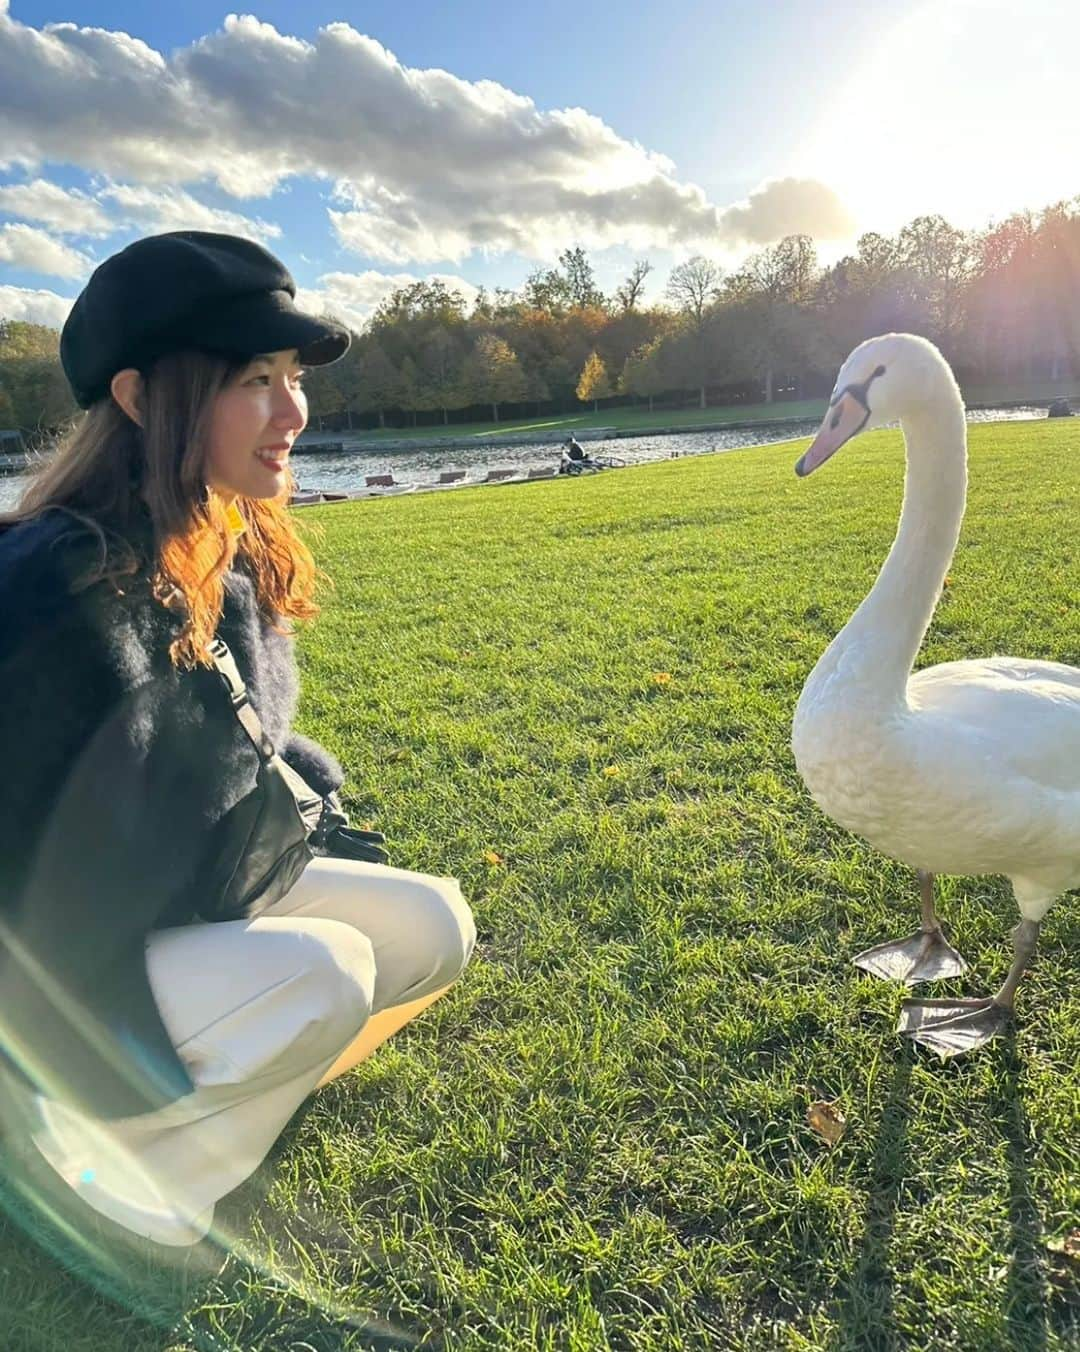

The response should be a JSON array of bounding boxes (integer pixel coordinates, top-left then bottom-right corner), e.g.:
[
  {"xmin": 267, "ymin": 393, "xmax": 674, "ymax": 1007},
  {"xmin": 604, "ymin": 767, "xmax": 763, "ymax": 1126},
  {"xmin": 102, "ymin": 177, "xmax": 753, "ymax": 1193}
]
[
  {"xmin": 203, "ymin": 634, "xmax": 323, "ymax": 917},
  {"xmin": 202, "ymin": 635, "xmax": 388, "ymax": 919}
]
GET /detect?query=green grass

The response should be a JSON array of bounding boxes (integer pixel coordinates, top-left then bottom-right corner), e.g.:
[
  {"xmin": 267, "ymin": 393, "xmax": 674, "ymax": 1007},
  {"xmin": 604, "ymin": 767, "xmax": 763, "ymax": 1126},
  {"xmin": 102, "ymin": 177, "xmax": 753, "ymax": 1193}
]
[
  {"xmin": 332, "ymin": 400, "xmax": 830, "ymax": 444},
  {"xmin": 2, "ymin": 421, "xmax": 1078, "ymax": 1350},
  {"xmin": 322, "ymin": 380, "xmax": 1080, "ymax": 445}
]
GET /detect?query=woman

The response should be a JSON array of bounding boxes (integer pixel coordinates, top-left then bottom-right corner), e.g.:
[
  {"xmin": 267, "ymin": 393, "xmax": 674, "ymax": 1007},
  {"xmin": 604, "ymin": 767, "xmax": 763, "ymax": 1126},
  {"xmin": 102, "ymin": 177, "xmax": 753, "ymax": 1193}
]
[{"xmin": 0, "ymin": 232, "xmax": 475, "ymax": 1265}]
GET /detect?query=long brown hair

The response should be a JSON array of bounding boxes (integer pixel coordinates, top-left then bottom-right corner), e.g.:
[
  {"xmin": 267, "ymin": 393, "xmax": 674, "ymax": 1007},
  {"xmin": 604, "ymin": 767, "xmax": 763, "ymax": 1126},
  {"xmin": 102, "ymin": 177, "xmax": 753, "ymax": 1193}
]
[{"xmin": 1, "ymin": 350, "xmax": 320, "ymax": 667}]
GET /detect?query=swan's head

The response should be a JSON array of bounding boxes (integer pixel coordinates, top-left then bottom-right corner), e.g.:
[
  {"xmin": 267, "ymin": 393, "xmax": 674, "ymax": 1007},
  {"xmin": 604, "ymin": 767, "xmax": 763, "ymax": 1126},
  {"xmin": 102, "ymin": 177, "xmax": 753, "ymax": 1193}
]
[{"xmin": 795, "ymin": 333, "xmax": 949, "ymax": 477}]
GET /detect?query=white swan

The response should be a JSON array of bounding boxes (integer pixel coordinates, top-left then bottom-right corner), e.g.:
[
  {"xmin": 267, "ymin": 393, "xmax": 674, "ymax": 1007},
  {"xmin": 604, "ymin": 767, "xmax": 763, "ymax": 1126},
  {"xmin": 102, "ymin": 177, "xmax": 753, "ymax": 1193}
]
[{"xmin": 791, "ymin": 333, "xmax": 1080, "ymax": 1057}]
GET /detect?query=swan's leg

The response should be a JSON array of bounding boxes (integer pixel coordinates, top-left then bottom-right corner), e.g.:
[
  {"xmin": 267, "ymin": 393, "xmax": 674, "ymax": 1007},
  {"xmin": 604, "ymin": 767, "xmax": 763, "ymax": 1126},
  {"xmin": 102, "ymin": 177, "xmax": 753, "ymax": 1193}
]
[
  {"xmin": 852, "ymin": 870, "xmax": 969, "ymax": 984},
  {"xmin": 897, "ymin": 919, "xmax": 1041, "ymax": 1058}
]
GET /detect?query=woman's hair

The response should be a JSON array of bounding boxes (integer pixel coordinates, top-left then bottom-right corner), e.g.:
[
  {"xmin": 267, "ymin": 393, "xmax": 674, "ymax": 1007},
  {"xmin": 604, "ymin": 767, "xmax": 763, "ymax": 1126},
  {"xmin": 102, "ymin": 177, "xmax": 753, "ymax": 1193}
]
[{"xmin": 1, "ymin": 350, "xmax": 319, "ymax": 667}]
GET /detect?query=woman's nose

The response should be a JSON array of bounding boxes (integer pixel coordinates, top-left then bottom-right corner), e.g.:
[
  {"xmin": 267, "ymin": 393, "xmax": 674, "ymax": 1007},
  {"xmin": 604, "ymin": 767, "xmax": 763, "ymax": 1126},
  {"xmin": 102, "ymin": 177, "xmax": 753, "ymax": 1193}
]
[{"xmin": 271, "ymin": 384, "xmax": 307, "ymax": 431}]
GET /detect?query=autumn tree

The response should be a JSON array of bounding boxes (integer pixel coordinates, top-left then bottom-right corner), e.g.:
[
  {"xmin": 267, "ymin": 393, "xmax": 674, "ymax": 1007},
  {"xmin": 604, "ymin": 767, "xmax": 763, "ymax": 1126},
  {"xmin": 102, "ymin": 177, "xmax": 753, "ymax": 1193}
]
[
  {"xmin": 398, "ymin": 356, "xmax": 423, "ymax": 426},
  {"xmin": 896, "ymin": 214, "xmax": 973, "ymax": 350},
  {"xmin": 0, "ymin": 321, "xmax": 76, "ymax": 428},
  {"xmin": 352, "ymin": 341, "xmax": 402, "ymax": 428},
  {"xmin": 415, "ymin": 328, "xmax": 469, "ymax": 425},
  {"xmin": 466, "ymin": 334, "xmax": 528, "ymax": 422},
  {"xmin": 523, "ymin": 266, "xmax": 572, "ymax": 314},
  {"xmin": 665, "ymin": 256, "xmax": 724, "ymax": 408},
  {"xmin": 576, "ymin": 350, "xmax": 613, "ymax": 412},
  {"xmin": 300, "ymin": 362, "xmax": 347, "ymax": 427},
  {"xmin": 615, "ymin": 260, "xmax": 652, "ymax": 313},
  {"xmin": 523, "ymin": 246, "xmax": 605, "ymax": 314},
  {"xmin": 560, "ymin": 247, "xmax": 606, "ymax": 309},
  {"xmin": 722, "ymin": 236, "xmax": 826, "ymax": 402},
  {"xmin": 666, "ymin": 257, "xmax": 723, "ymax": 325},
  {"xmin": 963, "ymin": 211, "xmax": 1039, "ymax": 381},
  {"xmin": 620, "ymin": 338, "xmax": 669, "ymax": 413}
]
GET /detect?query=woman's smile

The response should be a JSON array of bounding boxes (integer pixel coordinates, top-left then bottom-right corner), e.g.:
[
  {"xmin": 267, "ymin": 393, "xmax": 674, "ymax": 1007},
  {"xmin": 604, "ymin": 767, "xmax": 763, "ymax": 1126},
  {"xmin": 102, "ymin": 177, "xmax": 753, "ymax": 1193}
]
[{"xmin": 255, "ymin": 442, "xmax": 290, "ymax": 473}]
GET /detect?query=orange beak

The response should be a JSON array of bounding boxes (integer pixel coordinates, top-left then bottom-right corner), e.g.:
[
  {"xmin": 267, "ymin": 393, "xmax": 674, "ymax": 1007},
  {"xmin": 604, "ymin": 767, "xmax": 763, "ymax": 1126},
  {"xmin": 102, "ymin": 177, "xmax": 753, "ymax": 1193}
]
[{"xmin": 795, "ymin": 393, "xmax": 869, "ymax": 477}]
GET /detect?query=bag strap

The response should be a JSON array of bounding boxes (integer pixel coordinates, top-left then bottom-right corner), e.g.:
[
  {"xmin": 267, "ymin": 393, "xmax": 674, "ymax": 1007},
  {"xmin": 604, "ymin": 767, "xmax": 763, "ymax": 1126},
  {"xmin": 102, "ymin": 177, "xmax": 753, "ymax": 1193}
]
[
  {"xmin": 204, "ymin": 635, "xmax": 277, "ymax": 765},
  {"xmin": 159, "ymin": 583, "xmax": 277, "ymax": 766}
]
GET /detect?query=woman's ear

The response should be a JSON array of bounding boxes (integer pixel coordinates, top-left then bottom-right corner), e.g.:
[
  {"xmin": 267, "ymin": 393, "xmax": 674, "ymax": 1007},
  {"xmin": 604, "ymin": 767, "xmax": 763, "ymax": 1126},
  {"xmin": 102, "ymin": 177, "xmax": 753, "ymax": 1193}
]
[{"xmin": 110, "ymin": 368, "xmax": 145, "ymax": 426}]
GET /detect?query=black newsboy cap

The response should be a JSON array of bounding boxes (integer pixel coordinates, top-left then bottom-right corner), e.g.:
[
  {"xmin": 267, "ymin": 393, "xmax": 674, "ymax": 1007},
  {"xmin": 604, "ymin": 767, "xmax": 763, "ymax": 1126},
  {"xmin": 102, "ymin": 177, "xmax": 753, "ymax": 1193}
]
[{"xmin": 60, "ymin": 231, "xmax": 351, "ymax": 409}]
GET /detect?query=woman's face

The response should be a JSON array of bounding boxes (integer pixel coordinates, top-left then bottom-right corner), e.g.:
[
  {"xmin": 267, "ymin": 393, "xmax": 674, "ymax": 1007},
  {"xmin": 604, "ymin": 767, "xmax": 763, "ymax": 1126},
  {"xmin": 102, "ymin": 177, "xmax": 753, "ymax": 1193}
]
[{"xmin": 205, "ymin": 349, "xmax": 308, "ymax": 502}]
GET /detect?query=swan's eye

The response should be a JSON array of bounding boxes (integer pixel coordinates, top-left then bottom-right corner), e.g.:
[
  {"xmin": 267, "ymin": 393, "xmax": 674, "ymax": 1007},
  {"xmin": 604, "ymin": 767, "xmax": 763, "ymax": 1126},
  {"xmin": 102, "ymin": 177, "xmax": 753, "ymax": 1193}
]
[
  {"xmin": 830, "ymin": 408, "xmax": 843, "ymax": 430},
  {"xmin": 873, "ymin": 365, "xmax": 886, "ymax": 378}
]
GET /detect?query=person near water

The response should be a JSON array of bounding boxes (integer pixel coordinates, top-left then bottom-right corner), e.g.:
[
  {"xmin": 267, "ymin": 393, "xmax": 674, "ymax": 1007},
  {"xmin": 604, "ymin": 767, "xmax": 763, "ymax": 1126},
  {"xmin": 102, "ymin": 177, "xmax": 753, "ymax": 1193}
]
[{"xmin": 560, "ymin": 435, "xmax": 593, "ymax": 474}]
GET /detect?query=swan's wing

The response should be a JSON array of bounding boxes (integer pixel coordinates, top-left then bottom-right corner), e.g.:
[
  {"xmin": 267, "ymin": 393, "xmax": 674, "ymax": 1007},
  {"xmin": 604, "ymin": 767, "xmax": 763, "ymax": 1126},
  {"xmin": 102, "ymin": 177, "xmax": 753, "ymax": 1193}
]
[{"xmin": 908, "ymin": 657, "xmax": 1080, "ymax": 790}]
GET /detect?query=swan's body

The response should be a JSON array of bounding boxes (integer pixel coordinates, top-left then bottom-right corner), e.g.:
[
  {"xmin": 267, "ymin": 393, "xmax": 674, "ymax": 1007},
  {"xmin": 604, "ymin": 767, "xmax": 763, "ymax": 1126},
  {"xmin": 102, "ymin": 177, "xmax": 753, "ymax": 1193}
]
[
  {"xmin": 792, "ymin": 333, "xmax": 1079, "ymax": 1054},
  {"xmin": 797, "ymin": 653, "xmax": 1080, "ymax": 900}
]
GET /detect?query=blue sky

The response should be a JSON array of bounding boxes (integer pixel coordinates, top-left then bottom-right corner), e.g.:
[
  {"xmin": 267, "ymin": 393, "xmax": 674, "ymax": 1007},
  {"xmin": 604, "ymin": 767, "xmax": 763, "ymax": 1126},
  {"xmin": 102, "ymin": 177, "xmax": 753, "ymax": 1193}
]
[{"xmin": 1, "ymin": 0, "xmax": 1077, "ymax": 330}]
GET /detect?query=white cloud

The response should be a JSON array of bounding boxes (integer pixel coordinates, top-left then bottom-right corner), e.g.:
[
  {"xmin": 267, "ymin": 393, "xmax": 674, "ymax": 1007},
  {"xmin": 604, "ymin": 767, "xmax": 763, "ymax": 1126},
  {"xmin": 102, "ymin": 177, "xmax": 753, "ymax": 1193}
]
[
  {"xmin": 718, "ymin": 178, "xmax": 854, "ymax": 247},
  {"xmin": 100, "ymin": 184, "xmax": 281, "ymax": 244},
  {"xmin": 296, "ymin": 269, "xmax": 480, "ymax": 331},
  {"xmin": 0, "ymin": 223, "xmax": 90, "ymax": 278},
  {"xmin": 0, "ymin": 174, "xmax": 281, "ymax": 249},
  {"xmin": 0, "ymin": 283, "xmax": 74, "ymax": 327},
  {"xmin": 0, "ymin": 177, "xmax": 111, "ymax": 235},
  {"xmin": 0, "ymin": 7, "xmax": 852, "ymax": 265}
]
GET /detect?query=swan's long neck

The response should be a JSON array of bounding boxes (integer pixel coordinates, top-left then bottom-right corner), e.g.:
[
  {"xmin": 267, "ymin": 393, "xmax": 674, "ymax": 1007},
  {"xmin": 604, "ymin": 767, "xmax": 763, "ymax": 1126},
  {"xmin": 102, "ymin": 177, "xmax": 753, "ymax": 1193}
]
[{"xmin": 811, "ymin": 386, "xmax": 967, "ymax": 713}]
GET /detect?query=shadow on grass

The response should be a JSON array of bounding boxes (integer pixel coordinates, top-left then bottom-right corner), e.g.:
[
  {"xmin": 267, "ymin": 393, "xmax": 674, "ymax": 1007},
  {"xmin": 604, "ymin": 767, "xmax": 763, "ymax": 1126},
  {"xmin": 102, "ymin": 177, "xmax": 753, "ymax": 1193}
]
[
  {"xmin": 831, "ymin": 1030, "xmax": 1060, "ymax": 1352},
  {"xmin": 832, "ymin": 1043, "xmax": 914, "ymax": 1352},
  {"xmin": 995, "ymin": 1029, "xmax": 1048, "ymax": 1351}
]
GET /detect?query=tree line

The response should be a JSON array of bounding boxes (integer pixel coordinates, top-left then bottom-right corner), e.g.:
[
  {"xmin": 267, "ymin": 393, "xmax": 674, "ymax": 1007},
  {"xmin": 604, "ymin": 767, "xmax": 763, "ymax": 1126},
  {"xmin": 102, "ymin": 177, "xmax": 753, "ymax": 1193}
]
[{"xmin": 3, "ymin": 196, "xmax": 1080, "ymax": 436}]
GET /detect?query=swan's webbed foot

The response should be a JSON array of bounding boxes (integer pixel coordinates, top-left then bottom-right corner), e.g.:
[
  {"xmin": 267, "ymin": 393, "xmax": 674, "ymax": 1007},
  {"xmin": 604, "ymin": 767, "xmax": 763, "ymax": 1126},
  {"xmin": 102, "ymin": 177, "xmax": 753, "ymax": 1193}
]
[
  {"xmin": 853, "ymin": 927, "xmax": 969, "ymax": 985},
  {"xmin": 896, "ymin": 997, "xmax": 1011, "ymax": 1058}
]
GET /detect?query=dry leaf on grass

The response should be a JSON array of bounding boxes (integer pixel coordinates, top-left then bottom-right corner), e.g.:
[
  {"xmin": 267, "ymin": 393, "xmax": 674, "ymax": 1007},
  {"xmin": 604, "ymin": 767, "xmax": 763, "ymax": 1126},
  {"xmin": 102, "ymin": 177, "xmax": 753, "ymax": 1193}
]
[
  {"xmin": 806, "ymin": 1100, "xmax": 847, "ymax": 1146},
  {"xmin": 1047, "ymin": 1230, "xmax": 1080, "ymax": 1262},
  {"xmin": 482, "ymin": 849, "xmax": 503, "ymax": 866}
]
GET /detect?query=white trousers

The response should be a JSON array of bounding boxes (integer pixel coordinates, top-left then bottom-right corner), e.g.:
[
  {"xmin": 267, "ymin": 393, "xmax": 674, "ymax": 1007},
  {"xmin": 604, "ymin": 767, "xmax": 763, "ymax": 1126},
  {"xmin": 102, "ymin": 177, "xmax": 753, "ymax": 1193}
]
[{"xmin": 30, "ymin": 857, "xmax": 475, "ymax": 1246}]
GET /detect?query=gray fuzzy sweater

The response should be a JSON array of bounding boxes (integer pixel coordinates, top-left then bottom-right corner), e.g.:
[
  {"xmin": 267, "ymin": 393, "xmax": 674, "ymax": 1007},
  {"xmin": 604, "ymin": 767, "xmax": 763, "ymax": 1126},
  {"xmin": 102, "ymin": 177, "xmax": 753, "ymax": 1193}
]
[{"xmin": 0, "ymin": 509, "xmax": 345, "ymax": 1119}]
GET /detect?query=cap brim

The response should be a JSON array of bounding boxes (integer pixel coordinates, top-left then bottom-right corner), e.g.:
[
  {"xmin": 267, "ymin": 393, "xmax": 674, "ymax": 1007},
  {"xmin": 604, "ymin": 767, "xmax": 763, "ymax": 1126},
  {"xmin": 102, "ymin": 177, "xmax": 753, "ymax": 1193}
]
[{"xmin": 176, "ymin": 288, "xmax": 350, "ymax": 367}]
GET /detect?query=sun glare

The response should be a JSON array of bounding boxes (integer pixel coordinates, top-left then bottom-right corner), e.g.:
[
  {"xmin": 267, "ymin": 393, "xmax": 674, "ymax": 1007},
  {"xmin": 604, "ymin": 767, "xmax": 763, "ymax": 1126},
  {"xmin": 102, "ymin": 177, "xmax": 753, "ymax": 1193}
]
[{"xmin": 799, "ymin": 0, "xmax": 1080, "ymax": 239}]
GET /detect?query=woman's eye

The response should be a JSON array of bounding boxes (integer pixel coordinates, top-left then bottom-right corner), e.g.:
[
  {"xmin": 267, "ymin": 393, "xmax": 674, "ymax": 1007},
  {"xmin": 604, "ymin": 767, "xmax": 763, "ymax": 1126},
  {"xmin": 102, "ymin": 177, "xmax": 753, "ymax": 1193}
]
[{"xmin": 245, "ymin": 373, "xmax": 271, "ymax": 386}]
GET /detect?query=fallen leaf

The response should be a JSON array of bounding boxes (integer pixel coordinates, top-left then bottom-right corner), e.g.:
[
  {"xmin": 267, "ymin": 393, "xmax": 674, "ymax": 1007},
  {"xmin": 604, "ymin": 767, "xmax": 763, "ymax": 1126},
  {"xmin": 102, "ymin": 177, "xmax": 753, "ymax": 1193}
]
[
  {"xmin": 482, "ymin": 849, "xmax": 503, "ymax": 866},
  {"xmin": 602, "ymin": 765, "xmax": 620, "ymax": 778},
  {"xmin": 652, "ymin": 672, "xmax": 673, "ymax": 686},
  {"xmin": 1047, "ymin": 1230, "xmax": 1080, "ymax": 1262},
  {"xmin": 806, "ymin": 1100, "xmax": 847, "ymax": 1147}
]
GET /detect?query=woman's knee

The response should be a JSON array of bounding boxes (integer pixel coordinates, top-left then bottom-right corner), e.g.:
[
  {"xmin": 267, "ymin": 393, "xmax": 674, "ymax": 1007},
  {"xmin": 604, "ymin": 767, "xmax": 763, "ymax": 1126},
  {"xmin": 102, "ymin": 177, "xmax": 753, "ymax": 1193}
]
[
  {"xmin": 411, "ymin": 875, "xmax": 476, "ymax": 990},
  {"xmin": 292, "ymin": 922, "xmax": 377, "ymax": 1059}
]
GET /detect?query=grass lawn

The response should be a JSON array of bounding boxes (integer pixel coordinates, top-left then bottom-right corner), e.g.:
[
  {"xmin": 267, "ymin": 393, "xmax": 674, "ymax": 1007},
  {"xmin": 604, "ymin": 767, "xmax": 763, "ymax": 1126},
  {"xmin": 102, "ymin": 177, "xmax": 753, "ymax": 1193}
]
[
  {"xmin": 318, "ymin": 379, "xmax": 1080, "ymax": 445},
  {"xmin": 324, "ymin": 400, "xmax": 831, "ymax": 444},
  {"xmin": 2, "ymin": 421, "xmax": 1078, "ymax": 1350}
]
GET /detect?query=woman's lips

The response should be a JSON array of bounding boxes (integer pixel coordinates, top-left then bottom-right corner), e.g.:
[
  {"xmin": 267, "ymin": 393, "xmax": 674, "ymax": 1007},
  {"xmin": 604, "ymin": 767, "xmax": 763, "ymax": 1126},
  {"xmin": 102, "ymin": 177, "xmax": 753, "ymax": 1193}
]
[{"xmin": 256, "ymin": 445, "xmax": 289, "ymax": 470}]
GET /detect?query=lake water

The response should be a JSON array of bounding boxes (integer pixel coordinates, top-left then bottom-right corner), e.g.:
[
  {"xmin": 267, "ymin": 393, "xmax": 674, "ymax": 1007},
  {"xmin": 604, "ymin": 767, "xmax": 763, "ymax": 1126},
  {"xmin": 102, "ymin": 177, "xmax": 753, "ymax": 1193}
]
[{"xmin": 0, "ymin": 406, "xmax": 1052, "ymax": 510}]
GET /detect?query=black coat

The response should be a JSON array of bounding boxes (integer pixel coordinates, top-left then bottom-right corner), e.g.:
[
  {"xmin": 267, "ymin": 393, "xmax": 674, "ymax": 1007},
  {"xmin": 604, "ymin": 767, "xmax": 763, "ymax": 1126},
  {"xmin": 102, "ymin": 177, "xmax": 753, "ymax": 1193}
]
[{"xmin": 0, "ymin": 510, "xmax": 344, "ymax": 1120}]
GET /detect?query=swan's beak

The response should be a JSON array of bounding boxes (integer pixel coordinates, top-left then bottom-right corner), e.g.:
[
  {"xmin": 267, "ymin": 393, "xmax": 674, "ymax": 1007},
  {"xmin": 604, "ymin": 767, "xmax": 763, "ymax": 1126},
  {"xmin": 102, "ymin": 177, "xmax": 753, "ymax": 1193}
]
[{"xmin": 795, "ymin": 394, "xmax": 866, "ymax": 476}]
